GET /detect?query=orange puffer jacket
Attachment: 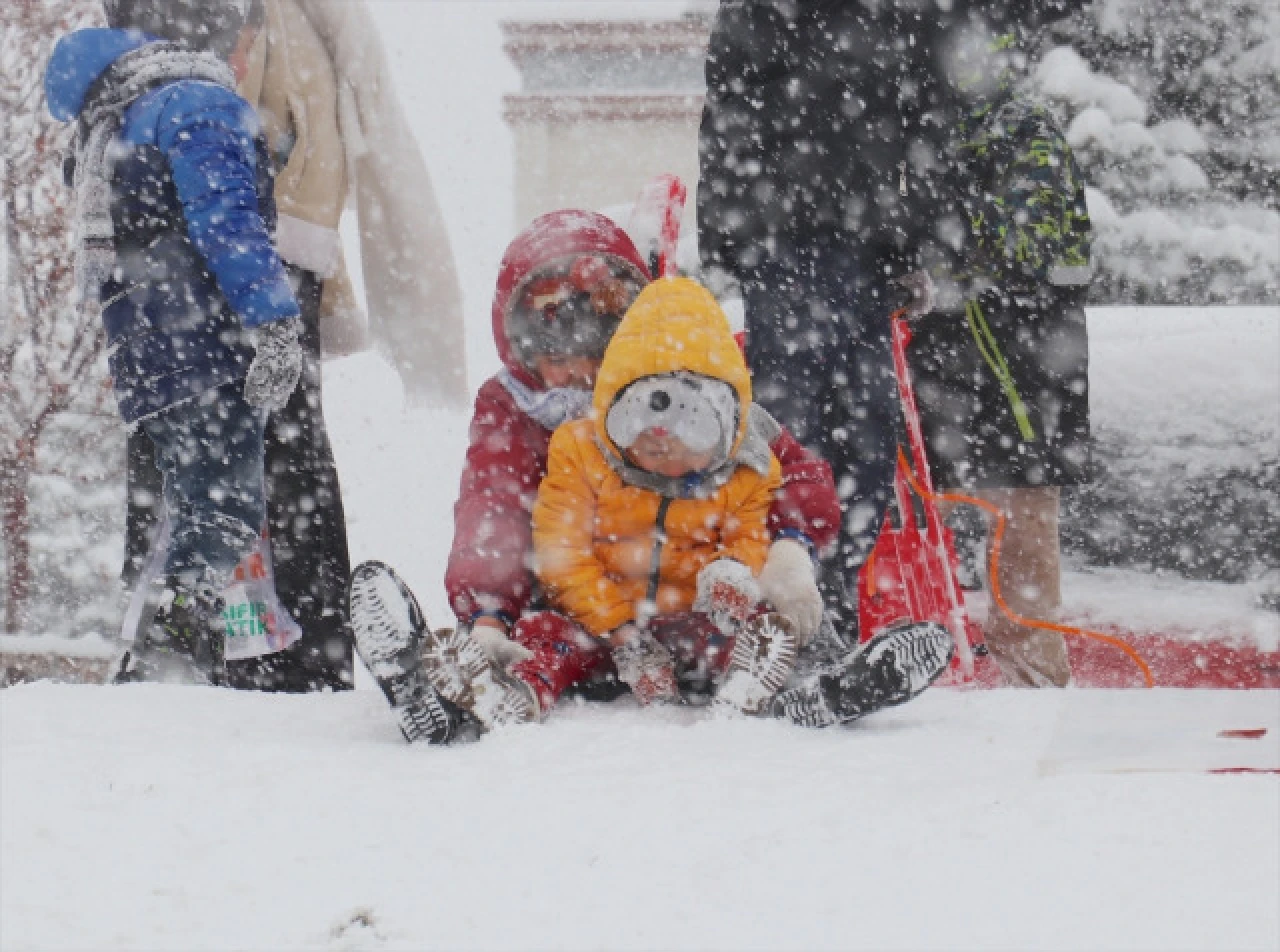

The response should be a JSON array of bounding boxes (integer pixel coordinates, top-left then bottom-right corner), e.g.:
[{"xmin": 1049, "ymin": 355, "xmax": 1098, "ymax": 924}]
[{"xmin": 532, "ymin": 278, "xmax": 781, "ymax": 637}]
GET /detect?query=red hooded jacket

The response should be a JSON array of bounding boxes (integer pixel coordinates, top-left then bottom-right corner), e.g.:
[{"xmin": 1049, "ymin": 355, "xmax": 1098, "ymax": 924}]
[{"xmin": 445, "ymin": 211, "xmax": 841, "ymax": 625}]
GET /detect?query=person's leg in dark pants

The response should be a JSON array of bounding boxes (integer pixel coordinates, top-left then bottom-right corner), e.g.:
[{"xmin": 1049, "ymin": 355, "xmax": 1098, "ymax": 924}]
[
  {"xmin": 142, "ymin": 383, "xmax": 268, "ymax": 595},
  {"xmin": 742, "ymin": 249, "xmax": 899, "ymax": 638},
  {"xmin": 227, "ymin": 267, "xmax": 354, "ymax": 691},
  {"xmin": 123, "ymin": 427, "xmax": 163, "ymax": 594},
  {"xmin": 119, "ymin": 382, "xmax": 267, "ymax": 683}
]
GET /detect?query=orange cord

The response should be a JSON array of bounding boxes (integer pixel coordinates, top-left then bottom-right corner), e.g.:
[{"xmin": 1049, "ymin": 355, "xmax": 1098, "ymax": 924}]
[{"xmin": 896, "ymin": 448, "xmax": 1154, "ymax": 688}]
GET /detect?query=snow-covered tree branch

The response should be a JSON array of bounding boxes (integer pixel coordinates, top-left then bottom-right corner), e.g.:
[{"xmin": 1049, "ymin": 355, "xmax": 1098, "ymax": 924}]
[
  {"xmin": 1034, "ymin": 0, "xmax": 1279, "ymax": 303},
  {"xmin": 1, "ymin": 0, "xmax": 117, "ymax": 635}
]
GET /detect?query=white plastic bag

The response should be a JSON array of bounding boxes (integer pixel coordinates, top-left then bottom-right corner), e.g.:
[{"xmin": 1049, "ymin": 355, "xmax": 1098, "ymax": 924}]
[{"xmin": 122, "ymin": 515, "xmax": 303, "ymax": 661}]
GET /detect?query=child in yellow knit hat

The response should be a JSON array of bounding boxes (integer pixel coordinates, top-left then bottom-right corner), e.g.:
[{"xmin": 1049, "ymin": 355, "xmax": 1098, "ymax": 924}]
[{"xmin": 530, "ymin": 276, "xmax": 797, "ymax": 711}]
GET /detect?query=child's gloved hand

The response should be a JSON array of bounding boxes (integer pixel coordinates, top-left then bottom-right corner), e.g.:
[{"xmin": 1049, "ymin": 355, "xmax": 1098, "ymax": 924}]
[
  {"xmin": 610, "ymin": 624, "xmax": 678, "ymax": 705},
  {"xmin": 693, "ymin": 559, "xmax": 761, "ymax": 635},
  {"xmin": 244, "ymin": 316, "xmax": 303, "ymax": 411},
  {"xmin": 469, "ymin": 618, "xmax": 534, "ymax": 670},
  {"xmin": 757, "ymin": 538, "xmax": 823, "ymax": 645}
]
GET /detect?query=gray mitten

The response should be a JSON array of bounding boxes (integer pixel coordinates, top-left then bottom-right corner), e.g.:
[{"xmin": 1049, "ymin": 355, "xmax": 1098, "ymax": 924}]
[
  {"xmin": 610, "ymin": 625, "xmax": 678, "ymax": 706},
  {"xmin": 244, "ymin": 316, "xmax": 303, "ymax": 411}
]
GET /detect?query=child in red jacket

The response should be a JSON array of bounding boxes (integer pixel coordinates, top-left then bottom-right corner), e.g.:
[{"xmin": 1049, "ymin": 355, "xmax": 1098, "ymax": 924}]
[
  {"xmin": 347, "ymin": 211, "xmax": 948, "ymax": 743},
  {"xmin": 446, "ymin": 212, "xmax": 840, "ymax": 684}
]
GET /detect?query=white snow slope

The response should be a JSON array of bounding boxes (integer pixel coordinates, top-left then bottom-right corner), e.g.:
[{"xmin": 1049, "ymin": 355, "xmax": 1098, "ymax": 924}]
[{"xmin": 3, "ymin": 684, "xmax": 1277, "ymax": 952}]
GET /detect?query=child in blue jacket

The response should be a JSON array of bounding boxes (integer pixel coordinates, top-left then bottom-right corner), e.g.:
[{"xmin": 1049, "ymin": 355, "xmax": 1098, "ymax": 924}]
[{"xmin": 46, "ymin": 0, "xmax": 302, "ymax": 684}]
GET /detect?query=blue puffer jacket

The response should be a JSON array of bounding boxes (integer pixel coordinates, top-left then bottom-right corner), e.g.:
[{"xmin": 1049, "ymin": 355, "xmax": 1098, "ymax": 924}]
[{"xmin": 46, "ymin": 29, "xmax": 300, "ymax": 422}]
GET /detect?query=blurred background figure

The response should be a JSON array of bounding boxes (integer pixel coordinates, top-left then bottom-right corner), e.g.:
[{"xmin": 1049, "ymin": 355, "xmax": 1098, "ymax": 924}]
[
  {"xmin": 697, "ymin": 2, "xmax": 984, "ymax": 637},
  {"xmin": 910, "ymin": 16, "xmax": 1094, "ymax": 688},
  {"xmin": 123, "ymin": 0, "xmax": 465, "ymax": 692}
]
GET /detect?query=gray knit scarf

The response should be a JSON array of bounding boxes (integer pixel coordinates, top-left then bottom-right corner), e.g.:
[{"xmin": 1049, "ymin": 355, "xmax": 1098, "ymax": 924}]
[
  {"xmin": 498, "ymin": 368, "xmax": 593, "ymax": 432},
  {"xmin": 69, "ymin": 42, "xmax": 236, "ymax": 308}
]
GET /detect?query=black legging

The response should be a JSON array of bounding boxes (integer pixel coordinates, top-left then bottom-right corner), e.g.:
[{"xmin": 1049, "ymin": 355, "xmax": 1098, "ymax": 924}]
[
  {"xmin": 124, "ymin": 266, "xmax": 354, "ymax": 691},
  {"xmin": 741, "ymin": 243, "xmax": 901, "ymax": 635}
]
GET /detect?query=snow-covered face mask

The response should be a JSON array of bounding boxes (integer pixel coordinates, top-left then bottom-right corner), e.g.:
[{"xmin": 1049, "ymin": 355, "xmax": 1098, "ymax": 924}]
[
  {"xmin": 506, "ymin": 254, "xmax": 646, "ymax": 370},
  {"xmin": 605, "ymin": 373, "xmax": 738, "ymax": 458}
]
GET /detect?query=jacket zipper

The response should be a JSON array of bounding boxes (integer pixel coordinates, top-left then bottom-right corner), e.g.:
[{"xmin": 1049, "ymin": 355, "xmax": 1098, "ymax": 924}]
[{"xmin": 646, "ymin": 498, "xmax": 673, "ymax": 604}]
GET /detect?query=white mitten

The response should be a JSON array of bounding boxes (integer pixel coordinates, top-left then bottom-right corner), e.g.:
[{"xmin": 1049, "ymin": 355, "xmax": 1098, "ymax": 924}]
[
  {"xmin": 610, "ymin": 625, "xmax": 678, "ymax": 706},
  {"xmin": 693, "ymin": 559, "xmax": 761, "ymax": 635},
  {"xmin": 468, "ymin": 621, "xmax": 534, "ymax": 670},
  {"xmin": 757, "ymin": 538, "xmax": 823, "ymax": 645}
]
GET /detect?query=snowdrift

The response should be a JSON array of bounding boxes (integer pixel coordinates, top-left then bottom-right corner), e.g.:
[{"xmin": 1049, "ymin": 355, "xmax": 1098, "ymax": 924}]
[{"xmin": 2, "ymin": 683, "xmax": 1277, "ymax": 951}]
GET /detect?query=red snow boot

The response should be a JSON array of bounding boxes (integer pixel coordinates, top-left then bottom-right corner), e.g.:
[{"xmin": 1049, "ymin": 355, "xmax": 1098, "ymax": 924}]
[{"xmin": 509, "ymin": 611, "xmax": 614, "ymax": 713}]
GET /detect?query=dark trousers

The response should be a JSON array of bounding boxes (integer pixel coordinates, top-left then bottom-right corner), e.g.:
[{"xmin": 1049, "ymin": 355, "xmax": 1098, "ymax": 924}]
[
  {"xmin": 125, "ymin": 267, "xmax": 354, "ymax": 691},
  {"xmin": 907, "ymin": 287, "xmax": 1091, "ymax": 489},
  {"xmin": 741, "ymin": 245, "xmax": 901, "ymax": 631},
  {"xmin": 137, "ymin": 380, "xmax": 267, "ymax": 598}
]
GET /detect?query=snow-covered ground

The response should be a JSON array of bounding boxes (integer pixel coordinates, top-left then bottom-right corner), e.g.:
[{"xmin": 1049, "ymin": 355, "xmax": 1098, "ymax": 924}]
[
  {"xmin": 1087, "ymin": 307, "xmax": 1277, "ymax": 483},
  {"xmin": 3, "ymin": 684, "xmax": 1277, "ymax": 952}
]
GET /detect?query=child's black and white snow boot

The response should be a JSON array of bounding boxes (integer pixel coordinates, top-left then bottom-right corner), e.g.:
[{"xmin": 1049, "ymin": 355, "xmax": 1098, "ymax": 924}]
[
  {"xmin": 772, "ymin": 621, "xmax": 955, "ymax": 728},
  {"xmin": 419, "ymin": 624, "xmax": 540, "ymax": 730},
  {"xmin": 713, "ymin": 612, "xmax": 799, "ymax": 716},
  {"xmin": 347, "ymin": 561, "xmax": 479, "ymax": 745},
  {"xmin": 113, "ymin": 581, "xmax": 225, "ymax": 686}
]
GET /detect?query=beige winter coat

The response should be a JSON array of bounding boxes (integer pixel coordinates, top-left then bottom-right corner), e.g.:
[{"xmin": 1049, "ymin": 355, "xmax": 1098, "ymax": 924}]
[{"xmin": 242, "ymin": 0, "xmax": 468, "ymax": 406}]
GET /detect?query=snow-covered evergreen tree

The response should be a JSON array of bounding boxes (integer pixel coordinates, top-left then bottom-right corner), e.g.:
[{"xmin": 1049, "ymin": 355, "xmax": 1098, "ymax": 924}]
[
  {"xmin": 1029, "ymin": 2, "xmax": 1280, "ymax": 584},
  {"xmin": 1033, "ymin": 0, "xmax": 1279, "ymax": 303}
]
